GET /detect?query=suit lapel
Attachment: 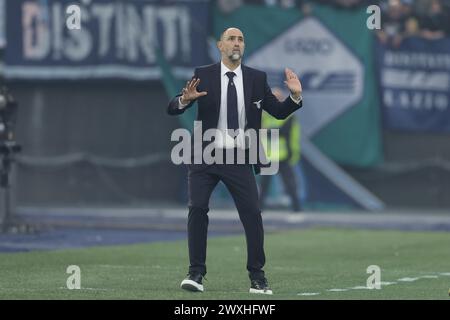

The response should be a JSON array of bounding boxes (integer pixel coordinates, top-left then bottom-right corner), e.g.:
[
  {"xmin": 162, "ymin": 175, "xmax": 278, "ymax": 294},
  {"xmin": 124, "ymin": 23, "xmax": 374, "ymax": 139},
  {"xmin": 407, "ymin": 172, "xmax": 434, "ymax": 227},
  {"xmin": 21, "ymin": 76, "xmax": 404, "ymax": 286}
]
[
  {"xmin": 242, "ymin": 65, "xmax": 253, "ymax": 124},
  {"xmin": 210, "ymin": 63, "xmax": 221, "ymax": 115}
]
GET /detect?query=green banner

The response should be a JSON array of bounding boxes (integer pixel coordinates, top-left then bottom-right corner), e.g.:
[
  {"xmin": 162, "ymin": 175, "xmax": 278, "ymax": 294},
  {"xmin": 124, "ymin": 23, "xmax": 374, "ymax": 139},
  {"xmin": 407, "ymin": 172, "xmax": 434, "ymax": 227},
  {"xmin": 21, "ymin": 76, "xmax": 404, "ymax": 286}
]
[{"xmin": 214, "ymin": 4, "xmax": 383, "ymax": 167}]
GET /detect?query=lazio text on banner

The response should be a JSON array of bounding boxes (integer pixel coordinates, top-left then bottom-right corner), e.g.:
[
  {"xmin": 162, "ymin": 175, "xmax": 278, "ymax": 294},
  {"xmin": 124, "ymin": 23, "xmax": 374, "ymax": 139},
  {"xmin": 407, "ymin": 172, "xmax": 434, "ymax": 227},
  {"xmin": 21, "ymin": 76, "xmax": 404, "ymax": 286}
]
[
  {"xmin": 4, "ymin": 0, "xmax": 211, "ymax": 80},
  {"xmin": 245, "ymin": 17, "xmax": 364, "ymax": 138},
  {"xmin": 376, "ymin": 36, "xmax": 450, "ymax": 132}
]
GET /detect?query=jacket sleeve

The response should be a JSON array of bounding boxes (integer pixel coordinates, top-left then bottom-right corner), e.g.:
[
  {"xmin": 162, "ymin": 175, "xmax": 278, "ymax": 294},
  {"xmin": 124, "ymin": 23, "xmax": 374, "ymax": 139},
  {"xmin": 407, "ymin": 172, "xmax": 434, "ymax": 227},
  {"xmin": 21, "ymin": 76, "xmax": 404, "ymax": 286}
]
[
  {"xmin": 166, "ymin": 69, "xmax": 198, "ymax": 116},
  {"xmin": 261, "ymin": 72, "xmax": 303, "ymax": 120}
]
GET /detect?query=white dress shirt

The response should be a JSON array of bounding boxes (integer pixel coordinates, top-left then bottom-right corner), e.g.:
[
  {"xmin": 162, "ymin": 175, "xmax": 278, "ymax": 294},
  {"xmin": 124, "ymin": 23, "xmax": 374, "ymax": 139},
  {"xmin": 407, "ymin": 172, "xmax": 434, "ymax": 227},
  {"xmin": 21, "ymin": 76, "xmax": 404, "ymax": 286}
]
[{"xmin": 217, "ymin": 62, "xmax": 246, "ymax": 149}]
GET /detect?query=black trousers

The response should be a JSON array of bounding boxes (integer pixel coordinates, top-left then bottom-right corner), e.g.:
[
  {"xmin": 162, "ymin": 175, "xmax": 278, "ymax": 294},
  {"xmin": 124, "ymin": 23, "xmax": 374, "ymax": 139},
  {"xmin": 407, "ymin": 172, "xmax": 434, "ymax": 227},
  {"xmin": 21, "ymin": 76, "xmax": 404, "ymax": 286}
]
[{"xmin": 186, "ymin": 162, "xmax": 265, "ymax": 280}]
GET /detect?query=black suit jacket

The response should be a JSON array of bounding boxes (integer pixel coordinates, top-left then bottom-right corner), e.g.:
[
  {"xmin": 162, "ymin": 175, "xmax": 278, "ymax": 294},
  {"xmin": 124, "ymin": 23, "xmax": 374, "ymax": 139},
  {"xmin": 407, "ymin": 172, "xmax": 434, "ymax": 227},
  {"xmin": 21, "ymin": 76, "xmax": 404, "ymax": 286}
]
[{"xmin": 167, "ymin": 63, "xmax": 302, "ymax": 174}]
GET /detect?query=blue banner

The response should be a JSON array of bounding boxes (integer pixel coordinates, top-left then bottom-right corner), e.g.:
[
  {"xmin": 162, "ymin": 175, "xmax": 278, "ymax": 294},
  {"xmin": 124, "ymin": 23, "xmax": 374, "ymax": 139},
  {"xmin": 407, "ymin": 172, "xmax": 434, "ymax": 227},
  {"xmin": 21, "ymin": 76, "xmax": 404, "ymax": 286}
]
[
  {"xmin": 376, "ymin": 37, "xmax": 450, "ymax": 132},
  {"xmin": 4, "ymin": 0, "xmax": 210, "ymax": 80}
]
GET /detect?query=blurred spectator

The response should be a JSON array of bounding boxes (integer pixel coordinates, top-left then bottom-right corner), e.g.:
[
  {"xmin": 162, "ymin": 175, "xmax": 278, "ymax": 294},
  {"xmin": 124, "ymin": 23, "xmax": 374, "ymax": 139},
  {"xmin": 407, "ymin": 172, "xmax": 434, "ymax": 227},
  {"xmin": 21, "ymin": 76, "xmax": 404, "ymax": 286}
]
[
  {"xmin": 414, "ymin": 0, "xmax": 434, "ymax": 16},
  {"xmin": 244, "ymin": 0, "xmax": 306, "ymax": 9},
  {"xmin": 259, "ymin": 88, "xmax": 302, "ymax": 213},
  {"xmin": 267, "ymin": 0, "xmax": 297, "ymax": 8},
  {"xmin": 377, "ymin": 0, "xmax": 416, "ymax": 47},
  {"xmin": 310, "ymin": 0, "xmax": 371, "ymax": 9},
  {"xmin": 242, "ymin": 0, "xmax": 313, "ymax": 15},
  {"xmin": 217, "ymin": 0, "xmax": 243, "ymax": 14},
  {"xmin": 334, "ymin": 0, "xmax": 366, "ymax": 8},
  {"xmin": 242, "ymin": 0, "xmax": 381, "ymax": 11},
  {"xmin": 418, "ymin": 0, "xmax": 450, "ymax": 39},
  {"xmin": 379, "ymin": 0, "xmax": 450, "ymax": 44},
  {"xmin": 224, "ymin": 0, "xmax": 450, "ymax": 40}
]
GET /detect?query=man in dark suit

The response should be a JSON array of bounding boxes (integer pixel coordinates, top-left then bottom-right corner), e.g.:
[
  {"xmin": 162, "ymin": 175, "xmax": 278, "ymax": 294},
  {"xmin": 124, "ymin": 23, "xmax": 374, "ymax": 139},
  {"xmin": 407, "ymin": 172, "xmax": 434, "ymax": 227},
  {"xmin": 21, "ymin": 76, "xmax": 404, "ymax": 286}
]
[{"xmin": 167, "ymin": 27, "xmax": 303, "ymax": 294}]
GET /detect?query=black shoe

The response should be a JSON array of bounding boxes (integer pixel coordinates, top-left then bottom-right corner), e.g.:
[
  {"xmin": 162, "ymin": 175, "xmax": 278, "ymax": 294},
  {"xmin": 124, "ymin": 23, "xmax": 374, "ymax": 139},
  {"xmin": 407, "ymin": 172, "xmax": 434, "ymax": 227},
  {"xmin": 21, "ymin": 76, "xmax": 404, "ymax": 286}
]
[
  {"xmin": 249, "ymin": 278, "xmax": 273, "ymax": 295},
  {"xmin": 180, "ymin": 273, "xmax": 204, "ymax": 292}
]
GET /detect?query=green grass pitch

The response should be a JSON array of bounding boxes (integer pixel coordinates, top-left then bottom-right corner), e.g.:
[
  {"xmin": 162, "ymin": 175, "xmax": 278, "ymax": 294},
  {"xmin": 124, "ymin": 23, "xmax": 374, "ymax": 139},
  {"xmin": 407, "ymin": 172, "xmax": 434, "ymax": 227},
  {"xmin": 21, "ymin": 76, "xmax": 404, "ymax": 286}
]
[{"xmin": 0, "ymin": 228, "xmax": 449, "ymax": 299}]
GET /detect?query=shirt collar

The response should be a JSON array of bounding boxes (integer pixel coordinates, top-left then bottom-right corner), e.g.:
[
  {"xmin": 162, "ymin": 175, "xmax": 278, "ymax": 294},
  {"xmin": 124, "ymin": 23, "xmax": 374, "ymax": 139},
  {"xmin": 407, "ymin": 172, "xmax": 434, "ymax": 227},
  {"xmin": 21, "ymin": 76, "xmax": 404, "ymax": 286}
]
[{"xmin": 221, "ymin": 61, "xmax": 242, "ymax": 78}]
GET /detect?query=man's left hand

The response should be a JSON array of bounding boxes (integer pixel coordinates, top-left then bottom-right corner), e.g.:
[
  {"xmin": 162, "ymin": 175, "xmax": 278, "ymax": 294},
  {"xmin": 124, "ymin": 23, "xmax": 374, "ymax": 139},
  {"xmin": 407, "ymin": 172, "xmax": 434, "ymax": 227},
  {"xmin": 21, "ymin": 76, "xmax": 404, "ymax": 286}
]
[{"xmin": 284, "ymin": 68, "xmax": 302, "ymax": 100}]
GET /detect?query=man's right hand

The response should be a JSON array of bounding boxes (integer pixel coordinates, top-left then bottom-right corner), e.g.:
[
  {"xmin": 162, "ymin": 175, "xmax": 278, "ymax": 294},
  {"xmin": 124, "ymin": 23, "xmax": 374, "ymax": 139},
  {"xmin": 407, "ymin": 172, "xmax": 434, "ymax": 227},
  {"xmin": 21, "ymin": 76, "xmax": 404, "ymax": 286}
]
[{"xmin": 180, "ymin": 78, "xmax": 208, "ymax": 105}]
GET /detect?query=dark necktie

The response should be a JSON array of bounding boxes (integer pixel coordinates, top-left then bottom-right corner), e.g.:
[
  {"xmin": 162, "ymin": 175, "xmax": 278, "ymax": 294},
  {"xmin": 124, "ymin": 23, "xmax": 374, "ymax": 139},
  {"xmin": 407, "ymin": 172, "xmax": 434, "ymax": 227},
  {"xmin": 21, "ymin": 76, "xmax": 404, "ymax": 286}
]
[{"xmin": 226, "ymin": 71, "xmax": 239, "ymax": 130}]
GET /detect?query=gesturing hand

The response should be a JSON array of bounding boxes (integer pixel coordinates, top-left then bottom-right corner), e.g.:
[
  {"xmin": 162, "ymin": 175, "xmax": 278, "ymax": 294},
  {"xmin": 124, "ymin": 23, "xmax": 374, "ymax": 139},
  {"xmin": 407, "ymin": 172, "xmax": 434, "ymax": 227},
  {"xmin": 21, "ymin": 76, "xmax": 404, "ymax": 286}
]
[
  {"xmin": 283, "ymin": 68, "xmax": 302, "ymax": 100},
  {"xmin": 180, "ymin": 78, "xmax": 208, "ymax": 105}
]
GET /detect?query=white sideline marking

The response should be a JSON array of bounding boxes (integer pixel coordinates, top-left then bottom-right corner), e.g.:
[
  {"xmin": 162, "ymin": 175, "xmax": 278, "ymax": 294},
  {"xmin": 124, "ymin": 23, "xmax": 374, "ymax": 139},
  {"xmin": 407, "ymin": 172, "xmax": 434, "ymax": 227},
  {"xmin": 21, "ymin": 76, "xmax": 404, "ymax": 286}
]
[
  {"xmin": 297, "ymin": 292, "xmax": 320, "ymax": 296},
  {"xmin": 2, "ymin": 287, "xmax": 108, "ymax": 292},
  {"xmin": 327, "ymin": 288, "xmax": 349, "ymax": 292},
  {"xmin": 58, "ymin": 286, "xmax": 109, "ymax": 291},
  {"xmin": 0, "ymin": 288, "xmax": 59, "ymax": 292},
  {"xmin": 296, "ymin": 272, "xmax": 448, "ymax": 298},
  {"xmin": 97, "ymin": 264, "xmax": 148, "ymax": 269},
  {"xmin": 397, "ymin": 277, "xmax": 419, "ymax": 282}
]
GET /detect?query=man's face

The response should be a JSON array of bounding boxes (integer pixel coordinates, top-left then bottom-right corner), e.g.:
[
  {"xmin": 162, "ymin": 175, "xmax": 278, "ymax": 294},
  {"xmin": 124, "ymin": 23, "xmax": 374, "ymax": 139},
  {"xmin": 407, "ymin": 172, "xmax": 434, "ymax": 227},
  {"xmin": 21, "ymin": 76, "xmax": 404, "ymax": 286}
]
[{"xmin": 218, "ymin": 28, "xmax": 245, "ymax": 62}]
